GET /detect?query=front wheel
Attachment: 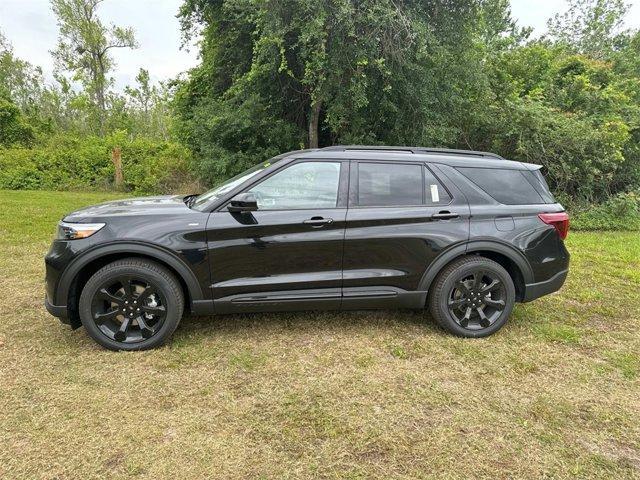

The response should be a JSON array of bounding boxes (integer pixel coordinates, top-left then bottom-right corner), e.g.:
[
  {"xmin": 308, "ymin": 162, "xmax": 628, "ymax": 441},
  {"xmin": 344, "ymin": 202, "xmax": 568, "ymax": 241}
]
[
  {"xmin": 428, "ymin": 256, "xmax": 515, "ymax": 338},
  {"xmin": 78, "ymin": 258, "xmax": 184, "ymax": 350}
]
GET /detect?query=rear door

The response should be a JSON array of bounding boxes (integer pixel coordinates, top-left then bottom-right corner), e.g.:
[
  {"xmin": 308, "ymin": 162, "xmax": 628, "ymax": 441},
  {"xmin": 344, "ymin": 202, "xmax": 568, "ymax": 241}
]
[{"xmin": 342, "ymin": 160, "xmax": 470, "ymax": 308}]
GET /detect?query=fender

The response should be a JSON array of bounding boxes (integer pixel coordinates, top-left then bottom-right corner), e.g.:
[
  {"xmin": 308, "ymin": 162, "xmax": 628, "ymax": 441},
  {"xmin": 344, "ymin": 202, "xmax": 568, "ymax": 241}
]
[
  {"xmin": 55, "ymin": 241, "xmax": 206, "ymax": 307},
  {"xmin": 418, "ymin": 239, "xmax": 534, "ymax": 292}
]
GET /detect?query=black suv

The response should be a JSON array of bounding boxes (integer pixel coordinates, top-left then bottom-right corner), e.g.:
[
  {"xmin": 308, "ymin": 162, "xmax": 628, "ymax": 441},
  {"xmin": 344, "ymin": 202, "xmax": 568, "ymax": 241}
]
[{"xmin": 45, "ymin": 146, "xmax": 570, "ymax": 350}]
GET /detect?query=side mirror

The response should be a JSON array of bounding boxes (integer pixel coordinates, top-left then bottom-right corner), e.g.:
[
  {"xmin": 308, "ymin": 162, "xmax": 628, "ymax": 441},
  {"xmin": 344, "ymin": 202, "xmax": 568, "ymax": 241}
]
[{"xmin": 228, "ymin": 192, "xmax": 258, "ymax": 213}]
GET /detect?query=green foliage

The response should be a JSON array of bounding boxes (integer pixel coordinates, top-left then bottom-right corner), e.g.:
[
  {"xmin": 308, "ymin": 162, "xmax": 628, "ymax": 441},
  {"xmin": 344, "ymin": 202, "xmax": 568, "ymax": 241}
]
[
  {"xmin": 547, "ymin": 0, "xmax": 629, "ymax": 58},
  {"xmin": 0, "ymin": 30, "xmax": 47, "ymax": 116},
  {"xmin": 51, "ymin": 0, "xmax": 138, "ymax": 134},
  {"xmin": 174, "ymin": 0, "xmax": 512, "ymax": 185},
  {"xmin": 123, "ymin": 69, "xmax": 173, "ymax": 139},
  {"xmin": 2, "ymin": 24, "xmax": 167, "ymax": 140},
  {"xmin": 0, "ymin": 97, "xmax": 34, "ymax": 147},
  {"xmin": 174, "ymin": 0, "xmax": 640, "ymax": 207},
  {"xmin": 567, "ymin": 190, "xmax": 640, "ymax": 230},
  {"xmin": 0, "ymin": 133, "xmax": 193, "ymax": 194},
  {"xmin": 479, "ymin": 46, "xmax": 640, "ymax": 202}
]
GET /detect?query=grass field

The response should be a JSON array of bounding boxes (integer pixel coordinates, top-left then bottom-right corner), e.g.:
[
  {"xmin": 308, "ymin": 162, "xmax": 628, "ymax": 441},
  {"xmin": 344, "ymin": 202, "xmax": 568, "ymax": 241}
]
[{"xmin": 1, "ymin": 189, "xmax": 639, "ymax": 479}]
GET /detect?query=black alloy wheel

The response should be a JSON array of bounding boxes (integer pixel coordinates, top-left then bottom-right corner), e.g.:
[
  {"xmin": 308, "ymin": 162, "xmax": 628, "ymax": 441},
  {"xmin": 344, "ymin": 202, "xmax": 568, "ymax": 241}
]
[
  {"xmin": 79, "ymin": 258, "xmax": 184, "ymax": 350},
  {"xmin": 91, "ymin": 275, "xmax": 167, "ymax": 343},
  {"xmin": 428, "ymin": 256, "xmax": 515, "ymax": 338},
  {"xmin": 447, "ymin": 269, "xmax": 507, "ymax": 330}
]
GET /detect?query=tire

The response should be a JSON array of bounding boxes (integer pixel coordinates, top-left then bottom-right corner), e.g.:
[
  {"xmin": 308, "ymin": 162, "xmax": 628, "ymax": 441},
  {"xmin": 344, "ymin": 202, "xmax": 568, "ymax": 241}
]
[
  {"xmin": 79, "ymin": 258, "xmax": 184, "ymax": 351},
  {"xmin": 428, "ymin": 256, "xmax": 515, "ymax": 338}
]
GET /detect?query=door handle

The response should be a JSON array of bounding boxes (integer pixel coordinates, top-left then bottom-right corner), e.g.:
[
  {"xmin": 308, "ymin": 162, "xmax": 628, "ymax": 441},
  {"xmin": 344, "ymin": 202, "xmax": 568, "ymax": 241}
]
[
  {"xmin": 431, "ymin": 211, "xmax": 459, "ymax": 220},
  {"xmin": 303, "ymin": 217, "xmax": 334, "ymax": 227}
]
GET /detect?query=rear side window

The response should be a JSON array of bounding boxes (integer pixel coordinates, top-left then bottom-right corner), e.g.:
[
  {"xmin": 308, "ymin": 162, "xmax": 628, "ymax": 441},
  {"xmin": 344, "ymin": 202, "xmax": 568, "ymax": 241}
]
[
  {"xmin": 358, "ymin": 162, "xmax": 422, "ymax": 206},
  {"xmin": 424, "ymin": 166, "xmax": 452, "ymax": 205},
  {"xmin": 457, "ymin": 167, "xmax": 547, "ymax": 205}
]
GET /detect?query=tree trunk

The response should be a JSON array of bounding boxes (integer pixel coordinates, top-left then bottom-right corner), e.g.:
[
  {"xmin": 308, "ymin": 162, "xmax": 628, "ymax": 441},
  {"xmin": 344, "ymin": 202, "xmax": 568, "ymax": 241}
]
[
  {"xmin": 308, "ymin": 99, "xmax": 322, "ymax": 149},
  {"xmin": 112, "ymin": 147, "xmax": 123, "ymax": 188},
  {"xmin": 95, "ymin": 53, "xmax": 107, "ymax": 136}
]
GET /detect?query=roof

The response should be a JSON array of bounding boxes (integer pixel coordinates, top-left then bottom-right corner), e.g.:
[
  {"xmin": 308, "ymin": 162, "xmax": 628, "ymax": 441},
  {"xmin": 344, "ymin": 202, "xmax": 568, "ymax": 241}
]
[{"xmin": 286, "ymin": 145, "xmax": 541, "ymax": 170}]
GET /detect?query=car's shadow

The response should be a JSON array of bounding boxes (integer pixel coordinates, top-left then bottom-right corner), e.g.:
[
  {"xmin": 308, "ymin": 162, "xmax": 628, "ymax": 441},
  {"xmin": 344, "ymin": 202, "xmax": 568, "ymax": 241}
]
[{"xmin": 175, "ymin": 309, "xmax": 442, "ymax": 340}]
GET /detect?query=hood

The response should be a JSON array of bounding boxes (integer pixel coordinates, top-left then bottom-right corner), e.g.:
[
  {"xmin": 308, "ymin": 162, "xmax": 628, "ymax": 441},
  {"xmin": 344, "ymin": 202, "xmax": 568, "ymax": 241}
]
[{"xmin": 64, "ymin": 195, "xmax": 190, "ymax": 222}]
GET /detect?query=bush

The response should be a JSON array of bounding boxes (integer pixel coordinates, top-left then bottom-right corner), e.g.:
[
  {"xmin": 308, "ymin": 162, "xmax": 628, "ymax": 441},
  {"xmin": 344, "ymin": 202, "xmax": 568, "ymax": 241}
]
[
  {"xmin": 0, "ymin": 133, "xmax": 195, "ymax": 194},
  {"xmin": 0, "ymin": 97, "xmax": 34, "ymax": 147},
  {"xmin": 566, "ymin": 191, "xmax": 640, "ymax": 231}
]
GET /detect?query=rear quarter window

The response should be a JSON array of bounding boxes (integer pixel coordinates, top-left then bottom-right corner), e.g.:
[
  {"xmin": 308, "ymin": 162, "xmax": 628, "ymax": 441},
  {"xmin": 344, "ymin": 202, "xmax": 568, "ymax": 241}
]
[
  {"xmin": 457, "ymin": 167, "xmax": 547, "ymax": 205},
  {"xmin": 523, "ymin": 169, "xmax": 555, "ymax": 203}
]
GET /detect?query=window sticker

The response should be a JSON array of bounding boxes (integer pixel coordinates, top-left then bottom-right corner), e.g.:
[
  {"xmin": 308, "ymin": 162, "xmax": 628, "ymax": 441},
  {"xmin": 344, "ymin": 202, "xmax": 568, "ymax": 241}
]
[{"xmin": 430, "ymin": 184, "xmax": 440, "ymax": 203}]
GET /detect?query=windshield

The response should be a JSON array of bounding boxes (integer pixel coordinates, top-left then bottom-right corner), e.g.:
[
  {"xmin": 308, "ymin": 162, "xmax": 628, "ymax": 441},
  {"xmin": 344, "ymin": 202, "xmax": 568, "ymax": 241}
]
[{"xmin": 191, "ymin": 160, "xmax": 272, "ymax": 209}]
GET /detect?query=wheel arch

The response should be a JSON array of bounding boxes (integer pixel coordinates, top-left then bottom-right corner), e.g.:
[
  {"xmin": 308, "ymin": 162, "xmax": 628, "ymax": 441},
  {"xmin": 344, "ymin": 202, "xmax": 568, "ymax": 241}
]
[
  {"xmin": 59, "ymin": 242, "xmax": 204, "ymax": 328},
  {"xmin": 419, "ymin": 241, "xmax": 533, "ymax": 302}
]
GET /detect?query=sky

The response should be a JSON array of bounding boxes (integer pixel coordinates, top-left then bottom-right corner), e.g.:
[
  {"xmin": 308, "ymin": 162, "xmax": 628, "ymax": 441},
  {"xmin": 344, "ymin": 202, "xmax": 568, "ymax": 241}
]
[{"xmin": 1, "ymin": 0, "xmax": 639, "ymax": 91}]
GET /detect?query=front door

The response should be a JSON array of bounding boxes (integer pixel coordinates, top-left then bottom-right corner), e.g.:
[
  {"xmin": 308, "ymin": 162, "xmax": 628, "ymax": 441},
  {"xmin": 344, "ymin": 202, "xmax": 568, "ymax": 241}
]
[{"xmin": 207, "ymin": 160, "xmax": 348, "ymax": 313}]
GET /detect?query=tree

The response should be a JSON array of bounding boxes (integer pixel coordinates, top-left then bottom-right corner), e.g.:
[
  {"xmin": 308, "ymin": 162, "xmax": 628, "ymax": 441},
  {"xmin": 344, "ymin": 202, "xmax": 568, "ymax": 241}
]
[
  {"xmin": 547, "ymin": 0, "xmax": 630, "ymax": 58},
  {"xmin": 125, "ymin": 68, "xmax": 153, "ymax": 116},
  {"xmin": 178, "ymin": 0, "xmax": 429, "ymax": 149},
  {"xmin": 175, "ymin": 0, "xmax": 514, "ymax": 182},
  {"xmin": 0, "ymin": 30, "xmax": 47, "ymax": 115},
  {"xmin": 174, "ymin": 0, "xmax": 640, "ymax": 203},
  {"xmin": 51, "ymin": 0, "xmax": 138, "ymax": 134},
  {"xmin": 0, "ymin": 97, "xmax": 35, "ymax": 147},
  {"xmin": 124, "ymin": 68, "xmax": 172, "ymax": 139}
]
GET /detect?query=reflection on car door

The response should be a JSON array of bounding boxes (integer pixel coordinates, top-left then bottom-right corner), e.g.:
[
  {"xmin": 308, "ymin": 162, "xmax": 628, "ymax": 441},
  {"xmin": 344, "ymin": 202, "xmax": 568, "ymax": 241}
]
[
  {"xmin": 342, "ymin": 160, "xmax": 470, "ymax": 309},
  {"xmin": 207, "ymin": 160, "xmax": 348, "ymax": 313}
]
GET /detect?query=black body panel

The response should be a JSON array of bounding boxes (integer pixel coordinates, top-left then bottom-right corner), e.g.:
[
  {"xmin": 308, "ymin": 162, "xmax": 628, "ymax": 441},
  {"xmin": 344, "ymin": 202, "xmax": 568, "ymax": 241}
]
[
  {"xmin": 44, "ymin": 196, "xmax": 211, "ymax": 318},
  {"xmin": 44, "ymin": 146, "xmax": 570, "ymax": 326},
  {"xmin": 207, "ymin": 208, "xmax": 347, "ymax": 312}
]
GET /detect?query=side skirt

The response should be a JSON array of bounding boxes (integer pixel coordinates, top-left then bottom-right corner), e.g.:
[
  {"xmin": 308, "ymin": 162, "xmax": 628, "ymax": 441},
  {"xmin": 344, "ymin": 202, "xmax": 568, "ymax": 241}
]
[
  {"xmin": 211, "ymin": 287, "xmax": 428, "ymax": 315},
  {"xmin": 342, "ymin": 287, "xmax": 427, "ymax": 310},
  {"xmin": 214, "ymin": 288, "xmax": 341, "ymax": 314}
]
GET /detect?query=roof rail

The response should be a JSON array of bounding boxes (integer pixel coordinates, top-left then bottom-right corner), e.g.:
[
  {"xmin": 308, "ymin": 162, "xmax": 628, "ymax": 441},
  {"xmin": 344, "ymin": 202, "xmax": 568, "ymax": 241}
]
[{"xmin": 321, "ymin": 145, "xmax": 503, "ymax": 160}]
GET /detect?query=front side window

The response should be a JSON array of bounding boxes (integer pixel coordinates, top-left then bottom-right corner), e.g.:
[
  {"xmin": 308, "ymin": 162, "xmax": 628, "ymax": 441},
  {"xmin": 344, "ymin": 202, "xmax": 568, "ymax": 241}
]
[
  {"xmin": 247, "ymin": 161, "xmax": 341, "ymax": 210},
  {"xmin": 192, "ymin": 161, "xmax": 270, "ymax": 209}
]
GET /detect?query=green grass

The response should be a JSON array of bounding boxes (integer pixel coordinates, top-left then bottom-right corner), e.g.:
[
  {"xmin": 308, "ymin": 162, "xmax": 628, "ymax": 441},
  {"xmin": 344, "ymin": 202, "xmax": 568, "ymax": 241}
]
[{"xmin": 1, "ymin": 189, "xmax": 639, "ymax": 479}]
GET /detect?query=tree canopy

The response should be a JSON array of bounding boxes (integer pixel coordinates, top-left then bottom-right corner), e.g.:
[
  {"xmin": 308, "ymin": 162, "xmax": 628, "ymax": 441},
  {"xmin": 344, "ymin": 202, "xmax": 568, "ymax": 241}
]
[
  {"xmin": 173, "ymin": 0, "xmax": 640, "ymax": 203},
  {"xmin": 0, "ymin": 0, "xmax": 639, "ymax": 208},
  {"xmin": 51, "ymin": 0, "xmax": 138, "ymax": 134}
]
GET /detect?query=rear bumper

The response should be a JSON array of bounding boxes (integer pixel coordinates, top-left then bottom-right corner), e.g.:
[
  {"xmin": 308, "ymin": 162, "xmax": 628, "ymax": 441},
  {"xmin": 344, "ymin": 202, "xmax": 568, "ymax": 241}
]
[{"xmin": 522, "ymin": 269, "xmax": 568, "ymax": 302}]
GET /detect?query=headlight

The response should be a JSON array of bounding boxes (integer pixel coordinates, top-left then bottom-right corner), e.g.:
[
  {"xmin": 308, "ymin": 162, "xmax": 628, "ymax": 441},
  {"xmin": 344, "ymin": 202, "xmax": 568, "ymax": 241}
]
[{"xmin": 57, "ymin": 221, "xmax": 105, "ymax": 240}]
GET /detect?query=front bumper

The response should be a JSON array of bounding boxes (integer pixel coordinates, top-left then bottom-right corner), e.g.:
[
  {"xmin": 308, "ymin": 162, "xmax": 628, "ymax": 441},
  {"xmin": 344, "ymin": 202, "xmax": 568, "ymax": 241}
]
[
  {"xmin": 45, "ymin": 296, "xmax": 70, "ymax": 323},
  {"xmin": 45, "ymin": 238, "xmax": 77, "ymax": 325},
  {"xmin": 522, "ymin": 269, "xmax": 569, "ymax": 302}
]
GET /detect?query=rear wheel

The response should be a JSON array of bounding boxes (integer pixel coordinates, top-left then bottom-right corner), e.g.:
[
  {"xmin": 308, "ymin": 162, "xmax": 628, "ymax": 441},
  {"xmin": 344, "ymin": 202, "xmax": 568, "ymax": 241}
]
[
  {"xmin": 428, "ymin": 256, "xmax": 515, "ymax": 337},
  {"xmin": 78, "ymin": 258, "xmax": 184, "ymax": 350}
]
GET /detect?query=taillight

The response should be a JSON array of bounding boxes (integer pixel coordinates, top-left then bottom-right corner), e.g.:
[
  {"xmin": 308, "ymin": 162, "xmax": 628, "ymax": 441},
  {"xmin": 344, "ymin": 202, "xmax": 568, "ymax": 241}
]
[{"xmin": 538, "ymin": 212, "xmax": 569, "ymax": 240}]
